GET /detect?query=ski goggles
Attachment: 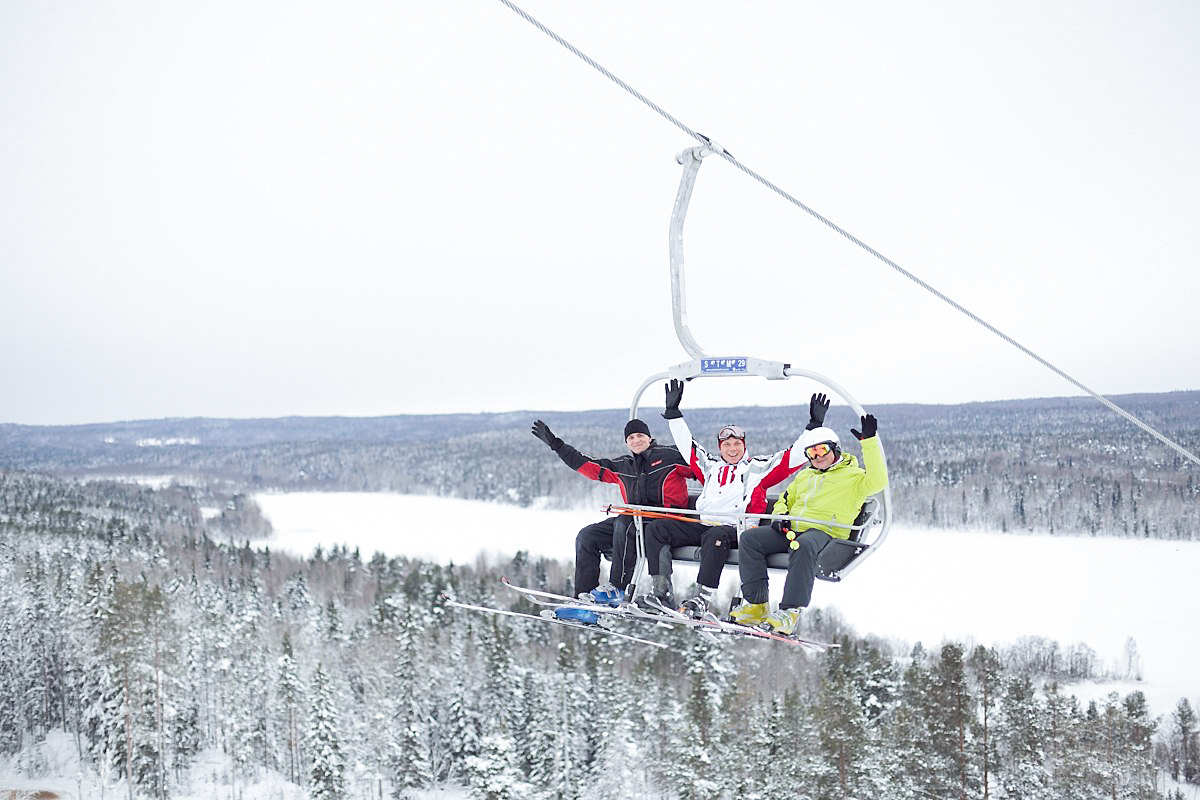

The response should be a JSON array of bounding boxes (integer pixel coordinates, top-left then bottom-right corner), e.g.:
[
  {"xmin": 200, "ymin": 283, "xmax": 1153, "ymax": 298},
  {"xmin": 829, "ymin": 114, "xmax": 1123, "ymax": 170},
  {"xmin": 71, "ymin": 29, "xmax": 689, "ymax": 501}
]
[
  {"xmin": 717, "ymin": 425, "xmax": 746, "ymax": 442},
  {"xmin": 805, "ymin": 442, "xmax": 834, "ymax": 459}
]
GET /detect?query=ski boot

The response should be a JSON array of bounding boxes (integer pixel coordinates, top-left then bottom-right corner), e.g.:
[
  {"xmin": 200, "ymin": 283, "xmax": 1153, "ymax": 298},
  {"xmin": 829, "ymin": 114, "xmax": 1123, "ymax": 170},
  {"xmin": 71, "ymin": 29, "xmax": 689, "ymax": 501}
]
[
  {"xmin": 553, "ymin": 607, "xmax": 600, "ymax": 625},
  {"xmin": 759, "ymin": 607, "xmax": 802, "ymax": 636},
  {"xmin": 727, "ymin": 600, "xmax": 769, "ymax": 627},
  {"xmin": 633, "ymin": 575, "xmax": 676, "ymax": 615},
  {"xmin": 678, "ymin": 586, "xmax": 714, "ymax": 619},
  {"xmin": 579, "ymin": 583, "xmax": 622, "ymax": 608}
]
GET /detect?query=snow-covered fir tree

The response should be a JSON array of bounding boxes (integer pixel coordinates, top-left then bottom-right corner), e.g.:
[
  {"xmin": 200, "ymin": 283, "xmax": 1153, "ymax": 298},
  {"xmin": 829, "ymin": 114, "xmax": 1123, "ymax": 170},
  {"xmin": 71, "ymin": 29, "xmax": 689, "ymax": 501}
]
[
  {"xmin": 276, "ymin": 633, "xmax": 305, "ymax": 785},
  {"xmin": 305, "ymin": 664, "xmax": 345, "ymax": 800},
  {"xmin": 388, "ymin": 607, "xmax": 434, "ymax": 794}
]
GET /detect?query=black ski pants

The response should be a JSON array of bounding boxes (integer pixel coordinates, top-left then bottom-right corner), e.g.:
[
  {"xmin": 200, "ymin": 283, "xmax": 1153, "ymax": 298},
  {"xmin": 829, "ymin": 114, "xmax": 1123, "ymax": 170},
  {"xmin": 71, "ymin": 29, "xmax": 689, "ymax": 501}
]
[
  {"xmin": 738, "ymin": 525, "xmax": 832, "ymax": 609},
  {"xmin": 642, "ymin": 517, "xmax": 701, "ymax": 576},
  {"xmin": 575, "ymin": 516, "xmax": 677, "ymax": 596},
  {"xmin": 643, "ymin": 518, "xmax": 738, "ymax": 589},
  {"xmin": 574, "ymin": 516, "xmax": 638, "ymax": 595}
]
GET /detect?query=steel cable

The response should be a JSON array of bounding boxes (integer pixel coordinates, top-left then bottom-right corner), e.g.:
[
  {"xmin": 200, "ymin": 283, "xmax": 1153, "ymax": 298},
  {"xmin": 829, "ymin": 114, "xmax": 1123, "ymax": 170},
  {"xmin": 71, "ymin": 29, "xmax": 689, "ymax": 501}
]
[{"xmin": 495, "ymin": 0, "xmax": 1200, "ymax": 468}]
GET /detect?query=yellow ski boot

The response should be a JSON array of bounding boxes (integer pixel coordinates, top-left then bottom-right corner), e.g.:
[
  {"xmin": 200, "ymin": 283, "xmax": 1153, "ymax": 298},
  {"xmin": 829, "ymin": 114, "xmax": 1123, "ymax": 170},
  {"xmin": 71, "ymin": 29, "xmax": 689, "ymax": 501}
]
[
  {"xmin": 727, "ymin": 601, "xmax": 769, "ymax": 627},
  {"xmin": 760, "ymin": 607, "xmax": 802, "ymax": 636}
]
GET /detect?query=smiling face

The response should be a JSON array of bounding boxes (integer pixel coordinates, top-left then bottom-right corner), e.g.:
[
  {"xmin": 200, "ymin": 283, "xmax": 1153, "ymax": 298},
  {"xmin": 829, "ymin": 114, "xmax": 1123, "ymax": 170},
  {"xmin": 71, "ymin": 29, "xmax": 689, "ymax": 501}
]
[
  {"xmin": 718, "ymin": 436, "xmax": 746, "ymax": 464},
  {"xmin": 805, "ymin": 442, "xmax": 838, "ymax": 471},
  {"xmin": 625, "ymin": 432, "xmax": 652, "ymax": 454},
  {"xmin": 716, "ymin": 424, "xmax": 746, "ymax": 464}
]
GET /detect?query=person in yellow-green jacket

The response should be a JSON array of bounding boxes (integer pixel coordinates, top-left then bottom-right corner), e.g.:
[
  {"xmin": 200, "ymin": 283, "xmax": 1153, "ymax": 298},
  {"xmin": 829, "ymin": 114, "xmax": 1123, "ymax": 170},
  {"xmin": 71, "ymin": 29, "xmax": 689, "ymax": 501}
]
[{"xmin": 728, "ymin": 410, "xmax": 888, "ymax": 636}]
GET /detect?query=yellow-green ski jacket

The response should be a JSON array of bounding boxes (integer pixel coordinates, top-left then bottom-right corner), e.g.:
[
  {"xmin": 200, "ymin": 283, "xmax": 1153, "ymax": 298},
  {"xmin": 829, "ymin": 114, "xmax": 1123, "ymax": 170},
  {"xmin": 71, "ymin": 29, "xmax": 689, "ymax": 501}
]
[{"xmin": 771, "ymin": 435, "xmax": 889, "ymax": 540}]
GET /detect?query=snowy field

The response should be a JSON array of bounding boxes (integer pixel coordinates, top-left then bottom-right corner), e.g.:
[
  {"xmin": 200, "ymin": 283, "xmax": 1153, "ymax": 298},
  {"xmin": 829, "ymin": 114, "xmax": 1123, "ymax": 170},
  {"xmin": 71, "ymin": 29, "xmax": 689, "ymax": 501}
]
[{"xmin": 253, "ymin": 491, "xmax": 1200, "ymax": 719}]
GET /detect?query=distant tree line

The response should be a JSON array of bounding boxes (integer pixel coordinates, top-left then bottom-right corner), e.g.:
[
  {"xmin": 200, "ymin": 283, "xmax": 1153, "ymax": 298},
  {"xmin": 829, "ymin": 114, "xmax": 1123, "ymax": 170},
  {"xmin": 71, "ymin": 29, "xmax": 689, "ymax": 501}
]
[
  {"xmin": 1, "ymin": 392, "xmax": 1197, "ymax": 540},
  {"xmin": 1, "ymin": 469, "xmax": 1197, "ymax": 799}
]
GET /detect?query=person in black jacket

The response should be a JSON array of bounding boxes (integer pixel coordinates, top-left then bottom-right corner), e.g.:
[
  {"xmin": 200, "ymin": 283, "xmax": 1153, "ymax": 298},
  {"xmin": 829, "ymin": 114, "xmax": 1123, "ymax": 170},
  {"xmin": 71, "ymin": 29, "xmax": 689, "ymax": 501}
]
[{"xmin": 532, "ymin": 418, "xmax": 691, "ymax": 606}]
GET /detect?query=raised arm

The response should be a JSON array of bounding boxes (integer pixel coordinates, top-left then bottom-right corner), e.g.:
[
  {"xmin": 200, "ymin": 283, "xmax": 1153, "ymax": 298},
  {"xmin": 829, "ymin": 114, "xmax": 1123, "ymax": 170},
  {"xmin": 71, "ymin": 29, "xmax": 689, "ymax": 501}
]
[
  {"xmin": 851, "ymin": 414, "xmax": 889, "ymax": 495},
  {"xmin": 662, "ymin": 379, "xmax": 709, "ymax": 481},
  {"xmin": 776, "ymin": 392, "xmax": 831, "ymax": 467},
  {"xmin": 531, "ymin": 419, "xmax": 624, "ymax": 480}
]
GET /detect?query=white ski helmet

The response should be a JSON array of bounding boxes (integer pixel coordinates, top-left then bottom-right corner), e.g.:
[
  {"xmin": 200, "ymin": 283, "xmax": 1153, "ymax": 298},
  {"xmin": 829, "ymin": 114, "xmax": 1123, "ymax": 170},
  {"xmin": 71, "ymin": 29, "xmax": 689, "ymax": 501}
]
[{"xmin": 800, "ymin": 426, "xmax": 841, "ymax": 467}]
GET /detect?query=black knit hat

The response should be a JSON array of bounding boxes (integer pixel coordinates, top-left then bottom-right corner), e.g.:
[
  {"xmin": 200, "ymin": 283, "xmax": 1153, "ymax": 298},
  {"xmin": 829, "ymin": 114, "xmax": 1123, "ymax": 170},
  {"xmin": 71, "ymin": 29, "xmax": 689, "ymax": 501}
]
[{"xmin": 624, "ymin": 419, "xmax": 651, "ymax": 438}]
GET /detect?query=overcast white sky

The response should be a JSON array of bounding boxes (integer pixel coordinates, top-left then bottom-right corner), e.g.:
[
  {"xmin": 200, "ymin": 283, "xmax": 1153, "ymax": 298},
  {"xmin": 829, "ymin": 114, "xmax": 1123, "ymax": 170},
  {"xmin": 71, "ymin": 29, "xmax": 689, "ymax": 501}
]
[{"xmin": 2, "ymin": 1, "xmax": 1198, "ymax": 426}]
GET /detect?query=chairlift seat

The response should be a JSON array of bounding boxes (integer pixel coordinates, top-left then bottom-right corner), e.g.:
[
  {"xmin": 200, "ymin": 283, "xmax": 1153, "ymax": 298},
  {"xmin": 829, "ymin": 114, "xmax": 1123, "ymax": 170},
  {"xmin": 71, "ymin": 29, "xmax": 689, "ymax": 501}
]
[{"xmin": 668, "ymin": 494, "xmax": 881, "ymax": 583}]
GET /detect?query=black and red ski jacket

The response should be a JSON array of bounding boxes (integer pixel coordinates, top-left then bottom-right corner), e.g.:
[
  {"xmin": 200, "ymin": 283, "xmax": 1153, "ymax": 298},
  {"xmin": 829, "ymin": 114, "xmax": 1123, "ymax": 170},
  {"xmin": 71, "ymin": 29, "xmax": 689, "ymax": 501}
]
[{"xmin": 551, "ymin": 439, "xmax": 691, "ymax": 509}]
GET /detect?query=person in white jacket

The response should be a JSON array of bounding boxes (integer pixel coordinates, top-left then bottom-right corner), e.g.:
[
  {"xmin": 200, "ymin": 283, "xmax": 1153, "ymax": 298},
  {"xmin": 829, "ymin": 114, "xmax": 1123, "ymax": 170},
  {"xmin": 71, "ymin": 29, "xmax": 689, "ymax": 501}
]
[{"xmin": 633, "ymin": 379, "xmax": 823, "ymax": 617}]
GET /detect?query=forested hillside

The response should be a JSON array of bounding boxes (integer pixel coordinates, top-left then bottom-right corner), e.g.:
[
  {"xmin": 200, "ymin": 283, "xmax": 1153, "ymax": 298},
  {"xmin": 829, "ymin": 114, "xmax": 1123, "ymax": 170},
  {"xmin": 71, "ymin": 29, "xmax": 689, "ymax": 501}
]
[
  {"xmin": 1, "ymin": 470, "xmax": 1197, "ymax": 799},
  {"xmin": 2, "ymin": 391, "xmax": 1198, "ymax": 539}
]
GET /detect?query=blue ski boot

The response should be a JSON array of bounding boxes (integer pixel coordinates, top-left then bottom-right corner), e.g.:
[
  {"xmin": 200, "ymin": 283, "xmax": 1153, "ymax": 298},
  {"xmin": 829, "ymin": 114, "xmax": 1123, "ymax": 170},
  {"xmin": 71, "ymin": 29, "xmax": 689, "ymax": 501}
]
[
  {"xmin": 579, "ymin": 583, "xmax": 623, "ymax": 608},
  {"xmin": 554, "ymin": 607, "xmax": 600, "ymax": 625}
]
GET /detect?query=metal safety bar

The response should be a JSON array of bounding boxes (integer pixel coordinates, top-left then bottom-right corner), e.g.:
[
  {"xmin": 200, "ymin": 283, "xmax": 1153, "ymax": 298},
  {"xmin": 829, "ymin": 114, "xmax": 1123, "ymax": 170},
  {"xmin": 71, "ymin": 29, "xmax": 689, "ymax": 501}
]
[{"xmin": 610, "ymin": 503, "xmax": 879, "ymax": 537}]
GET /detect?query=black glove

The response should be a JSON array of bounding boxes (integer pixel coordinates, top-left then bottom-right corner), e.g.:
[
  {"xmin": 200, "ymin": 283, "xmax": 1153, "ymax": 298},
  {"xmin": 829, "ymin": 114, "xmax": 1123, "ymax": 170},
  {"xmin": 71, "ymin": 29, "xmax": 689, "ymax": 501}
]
[
  {"xmin": 662, "ymin": 379, "xmax": 684, "ymax": 419},
  {"xmin": 806, "ymin": 392, "xmax": 830, "ymax": 430},
  {"xmin": 851, "ymin": 414, "xmax": 878, "ymax": 441},
  {"xmin": 531, "ymin": 420, "xmax": 562, "ymax": 450}
]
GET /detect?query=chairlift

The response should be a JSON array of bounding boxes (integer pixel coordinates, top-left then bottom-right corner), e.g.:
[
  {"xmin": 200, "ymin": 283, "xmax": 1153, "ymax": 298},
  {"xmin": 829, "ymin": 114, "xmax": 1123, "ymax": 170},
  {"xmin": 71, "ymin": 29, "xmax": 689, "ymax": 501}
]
[{"xmin": 619, "ymin": 141, "xmax": 894, "ymax": 587}]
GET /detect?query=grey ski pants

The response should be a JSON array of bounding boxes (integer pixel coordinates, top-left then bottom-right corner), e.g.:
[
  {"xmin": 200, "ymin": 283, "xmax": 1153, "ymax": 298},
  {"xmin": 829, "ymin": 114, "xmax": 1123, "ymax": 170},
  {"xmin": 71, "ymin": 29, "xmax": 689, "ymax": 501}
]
[{"xmin": 737, "ymin": 525, "xmax": 832, "ymax": 609}]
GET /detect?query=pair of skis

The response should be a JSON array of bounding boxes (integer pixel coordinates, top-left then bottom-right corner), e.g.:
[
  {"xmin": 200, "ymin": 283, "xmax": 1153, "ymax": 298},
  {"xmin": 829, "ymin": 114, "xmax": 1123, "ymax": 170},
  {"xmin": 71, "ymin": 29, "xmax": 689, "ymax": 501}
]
[
  {"xmin": 442, "ymin": 595, "xmax": 670, "ymax": 649},
  {"xmin": 443, "ymin": 578, "xmax": 836, "ymax": 652}
]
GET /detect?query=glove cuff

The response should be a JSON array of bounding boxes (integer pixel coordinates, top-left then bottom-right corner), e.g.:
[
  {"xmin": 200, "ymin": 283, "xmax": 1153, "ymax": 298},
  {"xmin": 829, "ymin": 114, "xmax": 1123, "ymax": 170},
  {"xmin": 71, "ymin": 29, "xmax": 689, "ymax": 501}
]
[{"xmin": 662, "ymin": 409, "xmax": 683, "ymax": 420}]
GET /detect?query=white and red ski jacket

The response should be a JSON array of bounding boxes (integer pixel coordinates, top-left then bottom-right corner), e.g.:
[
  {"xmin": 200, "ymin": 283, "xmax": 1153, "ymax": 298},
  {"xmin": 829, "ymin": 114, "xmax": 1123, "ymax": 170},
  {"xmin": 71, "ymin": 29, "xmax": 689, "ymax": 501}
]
[{"xmin": 668, "ymin": 415, "xmax": 807, "ymax": 527}]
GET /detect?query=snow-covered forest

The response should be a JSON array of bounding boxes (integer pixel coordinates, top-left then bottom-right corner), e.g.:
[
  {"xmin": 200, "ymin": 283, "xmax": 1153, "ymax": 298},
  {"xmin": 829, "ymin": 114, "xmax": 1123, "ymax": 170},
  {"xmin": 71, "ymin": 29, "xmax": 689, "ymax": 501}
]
[{"xmin": 1, "ymin": 469, "xmax": 1198, "ymax": 799}]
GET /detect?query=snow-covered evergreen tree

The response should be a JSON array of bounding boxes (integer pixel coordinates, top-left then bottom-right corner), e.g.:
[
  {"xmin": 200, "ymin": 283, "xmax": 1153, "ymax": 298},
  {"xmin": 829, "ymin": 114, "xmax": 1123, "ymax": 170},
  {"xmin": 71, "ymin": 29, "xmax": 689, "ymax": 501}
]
[
  {"xmin": 518, "ymin": 669, "xmax": 556, "ymax": 793},
  {"xmin": 544, "ymin": 640, "xmax": 587, "ymax": 800},
  {"xmin": 1169, "ymin": 697, "xmax": 1199, "ymax": 785},
  {"xmin": 996, "ymin": 673, "xmax": 1051, "ymax": 798},
  {"xmin": 588, "ymin": 638, "xmax": 650, "ymax": 798},
  {"xmin": 761, "ymin": 686, "xmax": 813, "ymax": 799},
  {"xmin": 969, "ymin": 644, "xmax": 1004, "ymax": 798},
  {"xmin": 305, "ymin": 664, "xmax": 346, "ymax": 800},
  {"xmin": 276, "ymin": 633, "xmax": 305, "ymax": 784},
  {"xmin": 93, "ymin": 579, "xmax": 175, "ymax": 800},
  {"xmin": 814, "ymin": 639, "xmax": 873, "ymax": 798},
  {"xmin": 928, "ymin": 643, "xmax": 979, "ymax": 798},
  {"xmin": 443, "ymin": 679, "xmax": 483, "ymax": 786},
  {"xmin": 1065, "ymin": 691, "xmax": 1160, "ymax": 799},
  {"xmin": 226, "ymin": 570, "xmax": 273, "ymax": 780},
  {"xmin": 667, "ymin": 632, "xmax": 732, "ymax": 800},
  {"xmin": 388, "ymin": 609, "xmax": 434, "ymax": 794},
  {"xmin": 889, "ymin": 643, "xmax": 938, "ymax": 798},
  {"xmin": 464, "ymin": 733, "xmax": 525, "ymax": 800}
]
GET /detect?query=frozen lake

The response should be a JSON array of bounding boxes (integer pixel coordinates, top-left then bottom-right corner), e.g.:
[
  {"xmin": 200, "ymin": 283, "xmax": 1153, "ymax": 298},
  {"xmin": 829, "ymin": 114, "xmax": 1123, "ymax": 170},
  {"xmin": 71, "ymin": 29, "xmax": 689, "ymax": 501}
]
[{"xmin": 253, "ymin": 491, "xmax": 1199, "ymax": 717}]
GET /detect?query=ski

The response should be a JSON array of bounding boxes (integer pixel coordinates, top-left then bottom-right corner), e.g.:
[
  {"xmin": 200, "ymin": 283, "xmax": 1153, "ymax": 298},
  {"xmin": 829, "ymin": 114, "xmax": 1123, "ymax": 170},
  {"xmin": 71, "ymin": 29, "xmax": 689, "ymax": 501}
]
[
  {"xmin": 441, "ymin": 595, "xmax": 669, "ymax": 649},
  {"xmin": 499, "ymin": 578, "xmax": 836, "ymax": 652},
  {"xmin": 696, "ymin": 613, "xmax": 837, "ymax": 651},
  {"xmin": 500, "ymin": 578, "xmax": 676, "ymax": 624}
]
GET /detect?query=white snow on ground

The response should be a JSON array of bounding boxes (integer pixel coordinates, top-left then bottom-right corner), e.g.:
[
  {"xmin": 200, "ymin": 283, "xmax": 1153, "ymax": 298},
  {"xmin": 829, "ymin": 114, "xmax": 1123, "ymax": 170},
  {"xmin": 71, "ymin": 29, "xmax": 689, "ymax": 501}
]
[
  {"xmin": 253, "ymin": 491, "xmax": 1200, "ymax": 719},
  {"xmin": 0, "ymin": 729, "xmax": 471, "ymax": 800},
  {"xmin": 252, "ymin": 492, "xmax": 584, "ymax": 565}
]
